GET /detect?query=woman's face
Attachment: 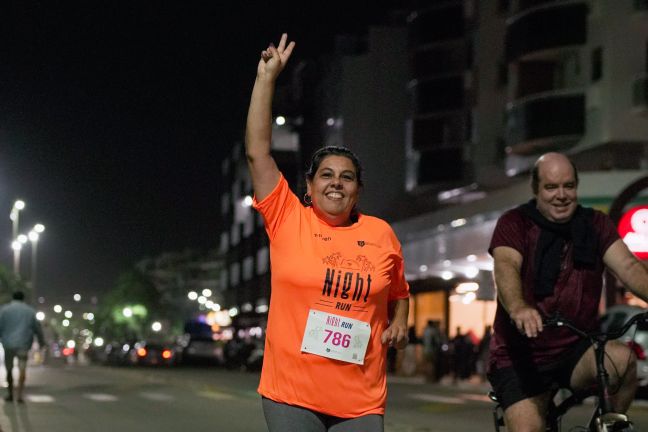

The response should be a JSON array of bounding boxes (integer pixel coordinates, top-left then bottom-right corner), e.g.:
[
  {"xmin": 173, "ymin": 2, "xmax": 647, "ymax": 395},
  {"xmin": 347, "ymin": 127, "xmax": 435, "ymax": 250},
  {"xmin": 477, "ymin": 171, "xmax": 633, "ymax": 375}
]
[{"xmin": 306, "ymin": 155, "xmax": 360, "ymax": 227}]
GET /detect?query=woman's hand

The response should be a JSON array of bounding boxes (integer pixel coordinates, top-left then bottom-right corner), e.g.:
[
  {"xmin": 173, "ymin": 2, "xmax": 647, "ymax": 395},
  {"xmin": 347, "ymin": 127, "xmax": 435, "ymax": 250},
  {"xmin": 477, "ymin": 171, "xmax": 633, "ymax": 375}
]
[
  {"xmin": 257, "ymin": 33, "xmax": 295, "ymax": 82},
  {"xmin": 381, "ymin": 322, "xmax": 409, "ymax": 350}
]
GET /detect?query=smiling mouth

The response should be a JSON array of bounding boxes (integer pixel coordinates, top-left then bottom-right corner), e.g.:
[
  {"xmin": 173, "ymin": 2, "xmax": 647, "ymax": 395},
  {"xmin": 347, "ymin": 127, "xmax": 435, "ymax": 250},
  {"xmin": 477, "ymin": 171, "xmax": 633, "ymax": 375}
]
[{"xmin": 326, "ymin": 192, "xmax": 344, "ymax": 199}]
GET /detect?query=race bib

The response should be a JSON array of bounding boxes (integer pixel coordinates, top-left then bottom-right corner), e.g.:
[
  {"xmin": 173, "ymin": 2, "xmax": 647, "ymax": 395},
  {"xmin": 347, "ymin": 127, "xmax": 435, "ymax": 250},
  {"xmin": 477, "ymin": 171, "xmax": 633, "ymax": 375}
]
[{"xmin": 301, "ymin": 309, "xmax": 371, "ymax": 365}]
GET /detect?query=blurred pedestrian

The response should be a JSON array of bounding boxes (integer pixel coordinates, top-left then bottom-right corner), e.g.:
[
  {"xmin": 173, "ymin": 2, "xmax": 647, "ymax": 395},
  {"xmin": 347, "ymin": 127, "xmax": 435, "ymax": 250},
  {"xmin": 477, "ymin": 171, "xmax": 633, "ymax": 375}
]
[
  {"xmin": 246, "ymin": 34, "xmax": 410, "ymax": 431},
  {"xmin": 422, "ymin": 320, "xmax": 441, "ymax": 382},
  {"xmin": 476, "ymin": 325, "xmax": 492, "ymax": 381},
  {"xmin": 0, "ymin": 291, "xmax": 45, "ymax": 402},
  {"xmin": 400, "ymin": 326, "xmax": 419, "ymax": 376},
  {"xmin": 452, "ymin": 327, "xmax": 474, "ymax": 382}
]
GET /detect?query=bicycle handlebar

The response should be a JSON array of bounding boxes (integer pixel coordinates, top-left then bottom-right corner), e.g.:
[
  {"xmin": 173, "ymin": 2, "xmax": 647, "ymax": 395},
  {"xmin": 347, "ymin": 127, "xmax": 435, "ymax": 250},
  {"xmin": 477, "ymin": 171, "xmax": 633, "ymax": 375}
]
[{"xmin": 544, "ymin": 310, "xmax": 648, "ymax": 341}]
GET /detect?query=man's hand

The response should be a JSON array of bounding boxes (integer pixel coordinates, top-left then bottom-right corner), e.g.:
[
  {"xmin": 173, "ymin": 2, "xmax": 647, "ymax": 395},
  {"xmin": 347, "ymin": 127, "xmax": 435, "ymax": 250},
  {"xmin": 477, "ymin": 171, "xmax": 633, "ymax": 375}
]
[
  {"xmin": 381, "ymin": 323, "xmax": 408, "ymax": 349},
  {"xmin": 510, "ymin": 305, "xmax": 544, "ymax": 338}
]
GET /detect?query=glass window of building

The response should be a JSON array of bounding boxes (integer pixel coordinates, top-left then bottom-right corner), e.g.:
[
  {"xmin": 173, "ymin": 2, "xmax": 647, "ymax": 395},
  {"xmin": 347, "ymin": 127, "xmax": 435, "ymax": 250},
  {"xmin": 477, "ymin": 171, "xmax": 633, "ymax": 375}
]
[
  {"xmin": 242, "ymin": 256, "xmax": 254, "ymax": 281},
  {"xmin": 230, "ymin": 262, "xmax": 240, "ymax": 286},
  {"xmin": 230, "ymin": 223, "xmax": 240, "ymax": 246},
  {"xmin": 257, "ymin": 247, "xmax": 269, "ymax": 275},
  {"xmin": 591, "ymin": 47, "xmax": 602, "ymax": 82}
]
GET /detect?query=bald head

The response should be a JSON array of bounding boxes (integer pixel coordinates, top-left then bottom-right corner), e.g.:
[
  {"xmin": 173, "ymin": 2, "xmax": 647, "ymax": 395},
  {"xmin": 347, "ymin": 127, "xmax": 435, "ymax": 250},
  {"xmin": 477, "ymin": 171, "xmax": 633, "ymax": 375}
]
[
  {"xmin": 531, "ymin": 152, "xmax": 580, "ymax": 222},
  {"xmin": 531, "ymin": 152, "xmax": 578, "ymax": 195}
]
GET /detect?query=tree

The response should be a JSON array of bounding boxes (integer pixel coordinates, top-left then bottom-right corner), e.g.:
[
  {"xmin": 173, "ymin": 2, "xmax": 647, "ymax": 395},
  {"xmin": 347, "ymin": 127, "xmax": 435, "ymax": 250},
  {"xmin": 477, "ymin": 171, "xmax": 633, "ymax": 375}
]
[{"xmin": 0, "ymin": 264, "xmax": 29, "ymax": 304}]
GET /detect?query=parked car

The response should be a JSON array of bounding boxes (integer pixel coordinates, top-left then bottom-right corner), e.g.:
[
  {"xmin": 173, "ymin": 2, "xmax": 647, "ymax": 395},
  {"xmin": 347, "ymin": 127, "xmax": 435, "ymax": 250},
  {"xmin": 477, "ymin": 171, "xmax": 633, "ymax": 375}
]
[
  {"xmin": 103, "ymin": 341, "xmax": 135, "ymax": 366},
  {"xmin": 176, "ymin": 334, "xmax": 224, "ymax": 366},
  {"xmin": 128, "ymin": 341, "xmax": 176, "ymax": 367},
  {"xmin": 600, "ymin": 304, "xmax": 648, "ymax": 395}
]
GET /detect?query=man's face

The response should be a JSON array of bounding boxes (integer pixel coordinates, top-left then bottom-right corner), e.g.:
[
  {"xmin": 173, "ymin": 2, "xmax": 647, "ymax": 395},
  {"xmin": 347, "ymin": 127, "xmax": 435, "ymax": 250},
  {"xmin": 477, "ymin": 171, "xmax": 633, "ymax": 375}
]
[{"xmin": 535, "ymin": 159, "xmax": 578, "ymax": 223}]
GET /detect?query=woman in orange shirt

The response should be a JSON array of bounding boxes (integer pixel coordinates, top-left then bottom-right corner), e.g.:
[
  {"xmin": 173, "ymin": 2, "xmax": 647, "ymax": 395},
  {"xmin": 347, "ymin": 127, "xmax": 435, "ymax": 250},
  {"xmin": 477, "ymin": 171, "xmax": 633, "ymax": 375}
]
[{"xmin": 246, "ymin": 33, "xmax": 410, "ymax": 432}]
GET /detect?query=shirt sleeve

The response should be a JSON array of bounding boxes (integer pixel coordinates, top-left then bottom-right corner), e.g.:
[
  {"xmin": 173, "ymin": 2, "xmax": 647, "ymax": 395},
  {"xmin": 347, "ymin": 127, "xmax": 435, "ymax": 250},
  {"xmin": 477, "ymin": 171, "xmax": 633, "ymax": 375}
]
[
  {"xmin": 386, "ymin": 228, "xmax": 410, "ymax": 301},
  {"xmin": 252, "ymin": 174, "xmax": 300, "ymax": 241},
  {"xmin": 489, "ymin": 209, "xmax": 527, "ymax": 257},
  {"xmin": 596, "ymin": 211, "xmax": 621, "ymax": 256}
]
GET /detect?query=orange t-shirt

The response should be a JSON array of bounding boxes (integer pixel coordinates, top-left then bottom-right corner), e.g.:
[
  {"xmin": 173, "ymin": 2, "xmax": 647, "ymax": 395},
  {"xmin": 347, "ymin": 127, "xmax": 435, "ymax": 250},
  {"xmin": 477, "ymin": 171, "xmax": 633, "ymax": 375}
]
[{"xmin": 253, "ymin": 174, "xmax": 410, "ymax": 418}]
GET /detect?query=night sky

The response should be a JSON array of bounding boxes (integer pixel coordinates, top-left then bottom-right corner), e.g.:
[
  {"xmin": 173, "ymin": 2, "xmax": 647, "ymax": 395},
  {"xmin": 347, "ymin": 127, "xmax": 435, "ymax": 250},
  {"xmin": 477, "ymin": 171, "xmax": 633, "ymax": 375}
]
[{"xmin": 0, "ymin": 1, "xmax": 394, "ymax": 302}]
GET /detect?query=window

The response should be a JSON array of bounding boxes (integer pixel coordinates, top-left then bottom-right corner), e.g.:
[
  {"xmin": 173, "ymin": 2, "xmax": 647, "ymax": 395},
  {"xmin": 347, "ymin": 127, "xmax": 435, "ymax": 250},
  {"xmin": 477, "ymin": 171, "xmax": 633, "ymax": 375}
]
[
  {"xmin": 242, "ymin": 256, "xmax": 254, "ymax": 281},
  {"xmin": 230, "ymin": 262, "xmax": 240, "ymax": 286},
  {"xmin": 591, "ymin": 47, "xmax": 602, "ymax": 82},
  {"xmin": 497, "ymin": 61, "xmax": 508, "ymax": 87},
  {"xmin": 256, "ymin": 247, "xmax": 269, "ymax": 275}
]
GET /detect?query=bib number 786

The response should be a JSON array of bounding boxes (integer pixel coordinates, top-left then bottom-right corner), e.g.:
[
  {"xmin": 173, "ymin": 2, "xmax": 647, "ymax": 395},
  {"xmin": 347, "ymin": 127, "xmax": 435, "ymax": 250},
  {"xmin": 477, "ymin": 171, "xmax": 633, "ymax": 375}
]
[{"xmin": 324, "ymin": 329, "xmax": 351, "ymax": 348}]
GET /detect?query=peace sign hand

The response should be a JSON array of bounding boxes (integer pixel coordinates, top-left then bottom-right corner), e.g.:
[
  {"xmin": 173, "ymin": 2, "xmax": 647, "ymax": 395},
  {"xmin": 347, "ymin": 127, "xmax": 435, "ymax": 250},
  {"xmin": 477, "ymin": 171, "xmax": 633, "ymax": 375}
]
[{"xmin": 257, "ymin": 33, "xmax": 296, "ymax": 82}]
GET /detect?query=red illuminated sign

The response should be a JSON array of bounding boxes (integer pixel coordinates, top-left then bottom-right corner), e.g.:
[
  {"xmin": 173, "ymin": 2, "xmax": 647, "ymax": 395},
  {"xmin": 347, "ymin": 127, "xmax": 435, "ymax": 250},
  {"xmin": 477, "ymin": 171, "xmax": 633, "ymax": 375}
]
[{"xmin": 618, "ymin": 205, "xmax": 648, "ymax": 260}]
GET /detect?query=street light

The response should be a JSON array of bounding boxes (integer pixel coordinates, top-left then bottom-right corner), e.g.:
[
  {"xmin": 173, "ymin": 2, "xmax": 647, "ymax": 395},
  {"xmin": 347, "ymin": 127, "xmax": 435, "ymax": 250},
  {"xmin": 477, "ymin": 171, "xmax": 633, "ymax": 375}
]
[
  {"xmin": 11, "ymin": 240, "xmax": 22, "ymax": 275},
  {"xmin": 10, "ymin": 200, "xmax": 25, "ymax": 240},
  {"xmin": 28, "ymin": 224, "xmax": 45, "ymax": 299}
]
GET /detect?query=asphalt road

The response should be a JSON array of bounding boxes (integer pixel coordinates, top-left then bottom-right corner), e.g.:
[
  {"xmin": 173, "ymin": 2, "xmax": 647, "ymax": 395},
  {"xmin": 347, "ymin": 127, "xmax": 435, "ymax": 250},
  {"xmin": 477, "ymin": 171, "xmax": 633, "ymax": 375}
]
[{"xmin": 1, "ymin": 361, "xmax": 647, "ymax": 431}]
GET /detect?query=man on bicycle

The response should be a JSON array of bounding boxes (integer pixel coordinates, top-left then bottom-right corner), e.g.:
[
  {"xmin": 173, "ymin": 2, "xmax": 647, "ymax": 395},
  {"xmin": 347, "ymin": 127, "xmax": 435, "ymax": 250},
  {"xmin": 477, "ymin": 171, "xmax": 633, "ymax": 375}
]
[{"xmin": 488, "ymin": 152, "xmax": 648, "ymax": 431}]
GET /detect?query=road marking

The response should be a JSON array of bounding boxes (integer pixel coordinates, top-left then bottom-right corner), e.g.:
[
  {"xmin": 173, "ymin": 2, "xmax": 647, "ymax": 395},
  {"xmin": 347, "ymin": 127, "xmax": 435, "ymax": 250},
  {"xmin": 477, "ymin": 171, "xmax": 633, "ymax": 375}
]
[
  {"xmin": 84, "ymin": 393, "xmax": 118, "ymax": 402},
  {"xmin": 409, "ymin": 393, "xmax": 465, "ymax": 404},
  {"xmin": 458, "ymin": 393, "xmax": 491, "ymax": 403},
  {"xmin": 139, "ymin": 392, "xmax": 174, "ymax": 401},
  {"xmin": 198, "ymin": 390, "xmax": 234, "ymax": 400},
  {"xmin": 25, "ymin": 395, "xmax": 55, "ymax": 403}
]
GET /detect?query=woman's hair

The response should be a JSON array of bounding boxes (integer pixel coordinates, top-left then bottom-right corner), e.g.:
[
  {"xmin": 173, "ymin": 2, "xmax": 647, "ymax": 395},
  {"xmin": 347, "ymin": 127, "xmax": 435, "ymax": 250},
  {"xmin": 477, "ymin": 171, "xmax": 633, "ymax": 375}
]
[{"xmin": 305, "ymin": 146, "xmax": 363, "ymax": 187}]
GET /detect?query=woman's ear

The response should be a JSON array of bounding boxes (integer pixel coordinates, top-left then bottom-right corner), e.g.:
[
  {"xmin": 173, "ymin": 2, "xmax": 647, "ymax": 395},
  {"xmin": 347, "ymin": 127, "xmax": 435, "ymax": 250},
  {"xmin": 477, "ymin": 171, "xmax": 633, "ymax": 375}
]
[{"xmin": 306, "ymin": 180, "xmax": 312, "ymax": 195}]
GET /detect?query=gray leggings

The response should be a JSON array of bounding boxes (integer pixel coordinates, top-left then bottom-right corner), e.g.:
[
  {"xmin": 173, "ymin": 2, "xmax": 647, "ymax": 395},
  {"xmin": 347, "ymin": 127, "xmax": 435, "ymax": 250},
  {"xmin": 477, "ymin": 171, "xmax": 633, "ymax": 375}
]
[{"xmin": 262, "ymin": 397, "xmax": 384, "ymax": 432}]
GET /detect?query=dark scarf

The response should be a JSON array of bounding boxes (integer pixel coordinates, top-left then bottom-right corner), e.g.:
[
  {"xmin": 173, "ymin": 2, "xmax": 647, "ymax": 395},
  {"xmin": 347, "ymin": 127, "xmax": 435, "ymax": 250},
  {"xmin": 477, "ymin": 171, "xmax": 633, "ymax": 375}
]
[{"xmin": 518, "ymin": 200, "xmax": 596, "ymax": 298}]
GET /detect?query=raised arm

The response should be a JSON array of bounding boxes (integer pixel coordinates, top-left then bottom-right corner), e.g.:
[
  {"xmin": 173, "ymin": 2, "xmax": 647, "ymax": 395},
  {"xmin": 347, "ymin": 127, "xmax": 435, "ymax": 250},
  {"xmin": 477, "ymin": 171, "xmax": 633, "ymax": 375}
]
[
  {"xmin": 603, "ymin": 239, "xmax": 648, "ymax": 302},
  {"xmin": 492, "ymin": 246, "xmax": 543, "ymax": 337},
  {"xmin": 245, "ymin": 33, "xmax": 296, "ymax": 202}
]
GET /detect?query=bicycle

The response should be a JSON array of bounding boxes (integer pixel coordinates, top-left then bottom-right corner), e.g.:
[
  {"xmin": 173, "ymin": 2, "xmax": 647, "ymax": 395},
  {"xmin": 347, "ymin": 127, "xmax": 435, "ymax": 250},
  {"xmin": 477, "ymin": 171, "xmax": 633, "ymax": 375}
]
[{"xmin": 490, "ymin": 310, "xmax": 648, "ymax": 432}]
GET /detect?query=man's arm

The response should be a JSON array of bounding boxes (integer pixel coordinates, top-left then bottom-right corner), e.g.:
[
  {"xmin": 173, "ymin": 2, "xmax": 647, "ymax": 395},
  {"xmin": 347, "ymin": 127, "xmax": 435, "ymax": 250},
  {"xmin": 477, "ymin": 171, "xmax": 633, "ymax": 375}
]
[
  {"xmin": 492, "ymin": 246, "xmax": 543, "ymax": 337},
  {"xmin": 33, "ymin": 316, "xmax": 45, "ymax": 348},
  {"xmin": 603, "ymin": 239, "xmax": 648, "ymax": 302}
]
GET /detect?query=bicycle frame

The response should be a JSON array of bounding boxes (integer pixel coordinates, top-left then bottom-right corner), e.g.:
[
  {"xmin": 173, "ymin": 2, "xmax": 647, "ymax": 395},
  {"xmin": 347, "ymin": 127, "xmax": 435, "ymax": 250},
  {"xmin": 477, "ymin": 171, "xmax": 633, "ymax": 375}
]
[{"xmin": 490, "ymin": 311, "xmax": 648, "ymax": 432}]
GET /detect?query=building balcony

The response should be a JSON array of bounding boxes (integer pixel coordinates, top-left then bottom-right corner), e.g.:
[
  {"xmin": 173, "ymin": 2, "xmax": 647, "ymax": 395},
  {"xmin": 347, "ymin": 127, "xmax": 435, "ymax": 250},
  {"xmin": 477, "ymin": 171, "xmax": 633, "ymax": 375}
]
[
  {"xmin": 412, "ymin": 112, "xmax": 467, "ymax": 151},
  {"xmin": 408, "ymin": 3, "xmax": 465, "ymax": 47},
  {"xmin": 416, "ymin": 147, "xmax": 465, "ymax": 184},
  {"xmin": 411, "ymin": 41, "xmax": 469, "ymax": 79},
  {"xmin": 633, "ymin": 76, "xmax": 648, "ymax": 109},
  {"xmin": 411, "ymin": 75, "xmax": 465, "ymax": 115},
  {"xmin": 505, "ymin": 90, "xmax": 584, "ymax": 154},
  {"xmin": 505, "ymin": 2, "xmax": 587, "ymax": 62}
]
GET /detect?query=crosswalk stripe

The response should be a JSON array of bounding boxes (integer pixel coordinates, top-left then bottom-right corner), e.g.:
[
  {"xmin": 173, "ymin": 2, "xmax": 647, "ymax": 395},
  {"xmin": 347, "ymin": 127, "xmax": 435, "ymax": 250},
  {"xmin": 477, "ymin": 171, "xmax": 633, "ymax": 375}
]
[
  {"xmin": 25, "ymin": 395, "xmax": 55, "ymax": 403},
  {"xmin": 198, "ymin": 390, "xmax": 234, "ymax": 400},
  {"xmin": 409, "ymin": 393, "xmax": 465, "ymax": 404},
  {"xmin": 139, "ymin": 392, "xmax": 174, "ymax": 401},
  {"xmin": 84, "ymin": 393, "xmax": 118, "ymax": 402}
]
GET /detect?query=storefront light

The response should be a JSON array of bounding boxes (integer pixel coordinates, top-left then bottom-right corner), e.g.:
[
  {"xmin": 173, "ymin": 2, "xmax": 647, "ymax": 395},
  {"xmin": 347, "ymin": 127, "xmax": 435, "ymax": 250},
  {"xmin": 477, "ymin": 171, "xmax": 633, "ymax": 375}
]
[
  {"xmin": 441, "ymin": 271, "xmax": 453, "ymax": 280},
  {"xmin": 419, "ymin": 264, "xmax": 428, "ymax": 272},
  {"xmin": 464, "ymin": 267, "xmax": 479, "ymax": 278},
  {"xmin": 450, "ymin": 218, "xmax": 467, "ymax": 228},
  {"xmin": 455, "ymin": 282, "xmax": 479, "ymax": 294},
  {"xmin": 466, "ymin": 254, "xmax": 477, "ymax": 262},
  {"xmin": 462, "ymin": 292, "xmax": 477, "ymax": 304}
]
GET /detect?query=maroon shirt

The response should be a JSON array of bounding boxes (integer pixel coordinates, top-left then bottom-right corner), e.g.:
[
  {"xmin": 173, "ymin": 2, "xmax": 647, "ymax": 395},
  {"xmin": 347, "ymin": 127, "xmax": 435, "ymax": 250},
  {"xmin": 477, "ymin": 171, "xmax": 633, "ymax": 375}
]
[{"xmin": 488, "ymin": 207, "xmax": 620, "ymax": 370}]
